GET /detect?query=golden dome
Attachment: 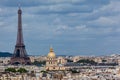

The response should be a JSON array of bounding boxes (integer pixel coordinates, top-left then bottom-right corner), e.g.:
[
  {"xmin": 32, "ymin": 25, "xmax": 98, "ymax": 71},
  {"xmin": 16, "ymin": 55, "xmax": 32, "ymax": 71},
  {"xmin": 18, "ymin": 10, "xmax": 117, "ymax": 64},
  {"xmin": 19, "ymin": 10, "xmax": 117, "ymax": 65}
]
[{"xmin": 47, "ymin": 47, "xmax": 56, "ymax": 58}]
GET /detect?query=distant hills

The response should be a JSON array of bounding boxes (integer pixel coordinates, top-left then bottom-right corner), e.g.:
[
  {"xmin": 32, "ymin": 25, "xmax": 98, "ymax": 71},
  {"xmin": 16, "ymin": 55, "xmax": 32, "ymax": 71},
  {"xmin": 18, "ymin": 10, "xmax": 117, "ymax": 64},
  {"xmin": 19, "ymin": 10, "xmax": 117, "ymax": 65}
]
[{"xmin": 0, "ymin": 52, "xmax": 12, "ymax": 57}]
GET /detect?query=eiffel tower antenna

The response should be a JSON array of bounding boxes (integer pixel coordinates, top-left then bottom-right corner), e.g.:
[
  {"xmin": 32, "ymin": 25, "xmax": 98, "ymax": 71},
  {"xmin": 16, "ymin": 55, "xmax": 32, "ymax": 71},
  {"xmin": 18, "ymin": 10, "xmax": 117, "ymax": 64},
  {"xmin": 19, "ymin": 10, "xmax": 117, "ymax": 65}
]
[
  {"xmin": 18, "ymin": 2, "xmax": 21, "ymax": 9},
  {"xmin": 19, "ymin": 3, "xmax": 20, "ymax": 9}
]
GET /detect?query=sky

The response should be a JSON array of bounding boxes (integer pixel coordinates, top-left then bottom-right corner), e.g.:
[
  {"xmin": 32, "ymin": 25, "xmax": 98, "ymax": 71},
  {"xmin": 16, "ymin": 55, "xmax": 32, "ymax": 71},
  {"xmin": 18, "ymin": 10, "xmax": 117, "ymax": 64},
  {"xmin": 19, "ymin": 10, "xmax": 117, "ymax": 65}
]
[{"xmin": 0, "ymin": 0, "xmax": 120, "ymax": 56}]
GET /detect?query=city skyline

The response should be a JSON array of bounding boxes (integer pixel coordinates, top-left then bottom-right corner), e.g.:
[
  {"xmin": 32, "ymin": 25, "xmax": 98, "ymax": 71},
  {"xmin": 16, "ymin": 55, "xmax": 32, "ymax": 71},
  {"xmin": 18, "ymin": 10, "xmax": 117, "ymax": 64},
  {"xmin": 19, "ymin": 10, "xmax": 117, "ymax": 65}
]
[{"xmin": 0, "ymin": 0, "xmax": 120, "ymax": 56}]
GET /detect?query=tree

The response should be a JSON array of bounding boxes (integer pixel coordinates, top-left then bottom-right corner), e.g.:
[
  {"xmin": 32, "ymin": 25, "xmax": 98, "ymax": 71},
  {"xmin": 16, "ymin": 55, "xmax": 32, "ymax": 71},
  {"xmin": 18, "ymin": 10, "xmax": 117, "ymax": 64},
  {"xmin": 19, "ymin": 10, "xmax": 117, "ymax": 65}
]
[
  {"xmin": 41, "ymin": 70, "xmax": 47, "ymax": 73},
  {"xmin": 5, "ymin": 68, "xmax": 16, "ymax": 72},
  {"xmin": 102, "ymin": 59, "xmax": 107, "ymax": 63},
  {"xmin": 77, "ymin": 59, "xmax": 97, "ymax": 65},
  {"xmin": 32, "ymin": 61, "xmax": 46, "ymax": 66},
  {"xmin": 17, "ymin": 68, "xmax": 27, "ymax": 73},
  {"xmin": 69, "ymin": 68, "xmax": 79, "ymax": 73},
  {"xmin": 67, "ymin": 59, "xmax": 73, "ymax": 62}
]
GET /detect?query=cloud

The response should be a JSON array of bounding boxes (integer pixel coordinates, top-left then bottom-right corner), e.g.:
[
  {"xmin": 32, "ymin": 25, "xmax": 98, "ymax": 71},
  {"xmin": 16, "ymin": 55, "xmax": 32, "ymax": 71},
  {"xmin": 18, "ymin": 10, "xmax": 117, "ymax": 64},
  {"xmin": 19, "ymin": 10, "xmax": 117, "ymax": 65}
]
[{"xmin": 0, "ymin": 0, "xmax": 120, "ymax": 55}]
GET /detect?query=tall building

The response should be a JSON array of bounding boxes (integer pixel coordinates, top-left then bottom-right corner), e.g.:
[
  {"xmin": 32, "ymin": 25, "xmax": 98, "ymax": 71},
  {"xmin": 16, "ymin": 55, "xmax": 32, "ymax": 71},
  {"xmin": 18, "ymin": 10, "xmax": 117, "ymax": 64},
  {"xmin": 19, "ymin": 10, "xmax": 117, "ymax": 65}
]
[{"xmin": 10, "ymin": 7, "xmax": 31, "ymax": 65}]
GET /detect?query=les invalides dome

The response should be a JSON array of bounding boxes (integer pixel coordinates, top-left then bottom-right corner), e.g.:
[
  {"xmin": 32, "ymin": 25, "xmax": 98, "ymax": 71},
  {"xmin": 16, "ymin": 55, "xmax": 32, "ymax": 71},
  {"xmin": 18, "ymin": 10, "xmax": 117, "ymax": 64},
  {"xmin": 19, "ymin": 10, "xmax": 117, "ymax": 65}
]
[{"xmin": 47, "ymin": 47, "xmax": 56, "ymax": 58}]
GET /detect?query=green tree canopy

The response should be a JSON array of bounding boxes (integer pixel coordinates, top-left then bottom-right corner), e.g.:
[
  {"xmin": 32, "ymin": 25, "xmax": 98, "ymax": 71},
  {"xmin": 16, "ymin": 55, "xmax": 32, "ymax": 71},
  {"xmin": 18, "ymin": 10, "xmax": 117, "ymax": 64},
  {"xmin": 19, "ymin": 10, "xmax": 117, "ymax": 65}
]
[
  {"xmin": 77, "ymin": 59, "xmax": 97, "ymax": 65},
  {"xmin": 32, "ymin": 61, "xmax": 46, "ymax": 66},
  {"xmin": 5, "ymin": 68, "xmax": 16, "ymax": 72},
  {"xmin": 5, "ymin": 68, "xmax": 28, "ymax": 73},
  {"xmin": 17, "ymin": 68, "xmax": 27, "ymax": 73}
]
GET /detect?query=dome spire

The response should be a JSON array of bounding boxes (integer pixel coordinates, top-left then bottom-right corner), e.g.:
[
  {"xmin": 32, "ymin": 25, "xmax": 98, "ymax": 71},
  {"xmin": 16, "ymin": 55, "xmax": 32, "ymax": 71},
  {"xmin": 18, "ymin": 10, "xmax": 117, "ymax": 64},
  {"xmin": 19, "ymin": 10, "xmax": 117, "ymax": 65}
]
[{"xmin": 50, "ymin": 45, "xmax": 54, "ymax": 52}]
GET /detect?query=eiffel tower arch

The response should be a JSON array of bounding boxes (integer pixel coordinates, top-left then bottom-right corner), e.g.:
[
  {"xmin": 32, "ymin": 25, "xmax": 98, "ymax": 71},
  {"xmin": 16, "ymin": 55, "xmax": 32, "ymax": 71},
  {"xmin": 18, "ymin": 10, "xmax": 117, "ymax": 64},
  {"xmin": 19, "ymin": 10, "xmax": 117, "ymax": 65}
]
[{"xmin": 10, "ymin": 7, "xmax": 31, "ymax": 65}]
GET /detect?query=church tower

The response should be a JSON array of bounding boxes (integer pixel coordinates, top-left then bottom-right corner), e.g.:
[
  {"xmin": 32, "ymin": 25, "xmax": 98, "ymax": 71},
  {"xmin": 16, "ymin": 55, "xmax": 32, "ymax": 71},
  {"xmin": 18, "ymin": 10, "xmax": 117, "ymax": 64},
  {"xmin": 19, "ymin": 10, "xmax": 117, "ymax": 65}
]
[{"xmin": 10, "ymin": 7, "xmax": 31, "ymax": 65}]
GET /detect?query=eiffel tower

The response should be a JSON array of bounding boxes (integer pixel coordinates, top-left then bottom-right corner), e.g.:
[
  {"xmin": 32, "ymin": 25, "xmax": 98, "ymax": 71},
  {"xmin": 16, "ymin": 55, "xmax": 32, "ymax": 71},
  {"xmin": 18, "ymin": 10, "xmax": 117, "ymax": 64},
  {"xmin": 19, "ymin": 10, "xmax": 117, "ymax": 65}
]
[{"xmin": 10, "ymin": 7, "xmax": 31, "ymax": 65}]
